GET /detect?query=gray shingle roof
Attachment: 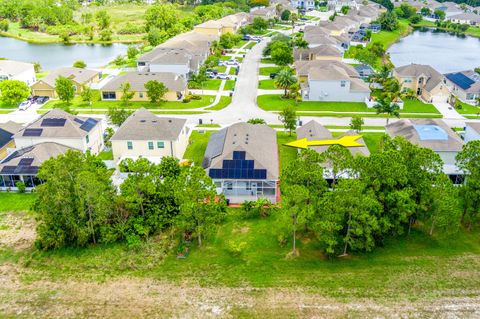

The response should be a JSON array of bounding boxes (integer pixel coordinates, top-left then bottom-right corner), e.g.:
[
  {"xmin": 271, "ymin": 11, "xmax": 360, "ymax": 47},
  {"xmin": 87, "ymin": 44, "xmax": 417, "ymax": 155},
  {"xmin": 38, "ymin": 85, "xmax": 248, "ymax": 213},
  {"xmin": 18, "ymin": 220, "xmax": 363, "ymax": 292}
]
[
  {"xmin": 0, "ymin": 61, "xmax": 33, "ymax": 77},
  {"xmin": 295, "ymin": 60, "xmax": 360, "ymax": 78},
  {"xmin": 466, "ymin": 122, "xmax": 480, "ymax": 134},
  {"xmin": 202, "ymin": 123, "xmax": 279, "ymax": 180},
  {"xmin": 37, "ymin": 67, "xmax": 99, "ymax": 88},
  {"xmin": 110, "ymin": 108, "xmax": 187, "ymax": 141},
  {"xmin": 0, "ymin": 121, "xmax": 23, "ymax": 149},
  {"xmin": 386, "ymin": 118, "xmax": 464, "ymax": 152},
  {"xmin": 395, "ymin": 64, "xmax": 444, "ymax": 92},
  {"xmin": 101, "ymin": 72, "xmax": 187, "ymax": 92}
]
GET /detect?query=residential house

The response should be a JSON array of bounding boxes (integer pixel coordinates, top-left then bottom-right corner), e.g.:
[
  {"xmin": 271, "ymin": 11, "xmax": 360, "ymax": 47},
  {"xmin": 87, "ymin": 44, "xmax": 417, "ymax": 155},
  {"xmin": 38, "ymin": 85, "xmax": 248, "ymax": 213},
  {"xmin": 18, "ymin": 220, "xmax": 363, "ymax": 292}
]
[
  {"xmin": 464, "ymin": 122, "xmax": 480, "ymax": 142},
  {"xmin": 0, "ymin": 142, "xmax": 72, "ymax": 190},
  {"xmin": 31, "ymin": 67, "xmax": 101, "ymax": 98},
  {"xmin": 434, "ymin": 2, "xmax": 463, "ymax": 18},
  {"xmin": 318, "ymin": 20, "xmax": 351, "ymax": 35},
  {"xmin": 386, "ymin": 118, "xmax": 464, "ymax": 181},
  {"xmin": 13, "ymin": 108, "xmax": 104, "ymax": 155},
  {"xmin": 301, "ymin": 63, "xmax": 370, "ymax": 102},
  {"xmin": 194, "ymin": 20, "xmax": 225, "ymax": 37},
  {"xmin": 100, "ymin": 72, "xmax": 188, "ymax": 102},
  {"xmin": 0, "ymin": 60, "xmax": 36, "ymax": 86},
  {"xmin": 449, "ymin": 12, "xmax": 480, "ymax": 26},
  {"xmin": 295, "ymin": 59, "xmax": 359, "ymax": 82},
  {"xmin": 137, "ymin": 48, "xmax": 203, "ymax": 78},
  {"xmin": 393, "ymin": 63, "xmax": 450, "ymax": 102},
  {"xmin": 250, "ymin": 6, "xmax": 278, "ymax": 19},
  {"xmin": 291, "ymin": 0, "xmax": 316, "ymax": 10},
  {"xmin": 217, "ymin": 12, "xmax": 251, "ymax": 33},
  {"xmin": 328, "ymin": 0, "xmax": 359, "ymax": 11},
  {"xmin": 202, "ymin": 122, "xmax": 280, "ymax": 204},
  {"xmin": 354, "ymin": 64, "xmax": 375, "ymax": 78},
  {"xmin": 0, "ymin": 121, "xmax": 22, "ymax": 160},
  {"xmin": 110, "ymin": 108, "xmax": 190, "ymax": 163},
  {"xmin": 445, "ymin": 70, "xmax": 480, "ymax": 103},
  {"xmin": 297, "ymin": 120, "xmax": 369, "ymax": 182},
  {"xmin": 294, "ymin": 44, "xmax": 343, "ymax": 61}
]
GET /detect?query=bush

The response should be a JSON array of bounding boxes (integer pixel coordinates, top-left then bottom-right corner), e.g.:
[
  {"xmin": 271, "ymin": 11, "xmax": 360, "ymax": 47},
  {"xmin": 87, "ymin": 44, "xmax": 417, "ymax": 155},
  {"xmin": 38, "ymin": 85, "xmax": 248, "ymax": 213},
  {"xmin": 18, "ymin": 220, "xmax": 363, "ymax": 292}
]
[
  {"xmin": 117, "ymin": 23, "xmax": 145, "ymax": 34},
  {"xmin": 225, "ymin": 240, "xmax": 247, "ymax": 257},
  {"xmin": 0, "ymin": 19, "xmax": 9, "ymax": 32},
  {"xmin": 99, "ymin": 29, "xmax": 112, "ymax": 41},
  {"xmin": 73, "ymin": 60, "xmax": 86, "ymax": 68},
  {"xmin": 183, "ymin": 96, "xmax": 192, "ymax": 103},
  {"xmin": 16, "ymin": 181, "xmax": 26, "ymax": 193},
  {"xmin": 190, "ymin": 94, "xmax": 202, "ymax": 100}
]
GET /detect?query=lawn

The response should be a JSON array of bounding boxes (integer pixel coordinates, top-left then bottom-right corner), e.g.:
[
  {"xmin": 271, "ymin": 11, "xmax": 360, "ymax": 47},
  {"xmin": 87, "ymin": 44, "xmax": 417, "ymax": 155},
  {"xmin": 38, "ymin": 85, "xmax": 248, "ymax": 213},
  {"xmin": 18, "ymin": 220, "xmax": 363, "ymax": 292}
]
[
  {"xmin": 205, "ymin": 96, "xmax": 232, "ymax": 111},
  {"xmin": 361, "ymin": 132, "xmax": 386, "ymax": 153},
  {"xmin": 257, "ymin": 95, "xmax": 371, "ymax": 112},
  {"xmin": 277, "ymin": 131, "xmax": 298, "ymax": 171},
  {"xmin": 224, "ymin": 80, "xmax": 236, "ymax": 91},
  {"xmin": 260, "ymin": 58, "xmax": 274, "ymax": 64},
  {"xmin": 183, "ymin": 130, "xmax": 215, "ymax": 165},
  {"xmin": 245, "ymin": 41, "xmax": 257, "ymax": 49},
  {"xmin": 259, "ymin": 66, "xmax": 284, "ymax": 76},
  {"xmin": 258, "ymin": 79, "xmax": 277, "ymax": 90},
  {"xmin": 402, "ymin": 99, "xmax": 440, "ymax": 114},
  {"xmin": 98, "ymin": 149, "xmax": 113, "ymax": 160},
  {"xmin": 0, "ymin": 102, "xmax": 17, "ymax": 109},
  {"xmin": 0, "ymin": 193, "xmax": 37, "ymax": 211},
  {"xmin": 232, "ymin": 40, "xmax": 248, "ymax": 48},
  {"xmin": 368, "ymin": 19, "xmax": 411, "ymax": 49},
  {"xmin": 200, "ymin": 80, "xmax": 222, "ymax": 90},
  {"xmin": 456, "ymin": 101, "xmax": 480, "ymax": 115},
  {"xmin": 43, "ymin": 95, "xmax": 214, "ymax": 110},
  {"xmin": 220, "ymin": 56, "xmax": 244, "ymax": 63}
]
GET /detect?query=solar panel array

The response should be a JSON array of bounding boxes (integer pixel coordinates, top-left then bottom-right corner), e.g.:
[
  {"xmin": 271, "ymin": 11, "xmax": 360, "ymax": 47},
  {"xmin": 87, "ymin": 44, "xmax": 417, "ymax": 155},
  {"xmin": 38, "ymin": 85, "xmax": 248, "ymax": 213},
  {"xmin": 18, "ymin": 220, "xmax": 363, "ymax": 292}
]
[
  {"xmin": 74, "ymin": 118, "xmax": 85, "ymax": 125},
  {"xmin": 79, "ymin": 118, "xmax": 98, "ymax": 132},
  {"xmin": 446, "ymin": 73, "xmax": 475, "ymax": 90},
  {"xmin": 209, "ymin": 151, "xmax": 267, "ymax": 180},
  {"xmin": 18, "ymin": 158, "xmax": 34, "ymax": 166},
  {"xmin": 22, "ymin": 128, "xmax": 43, "ymax": 137},
  {"xmin": 41, "ymin": 118, "xmax": 66, "ymax": 127}
]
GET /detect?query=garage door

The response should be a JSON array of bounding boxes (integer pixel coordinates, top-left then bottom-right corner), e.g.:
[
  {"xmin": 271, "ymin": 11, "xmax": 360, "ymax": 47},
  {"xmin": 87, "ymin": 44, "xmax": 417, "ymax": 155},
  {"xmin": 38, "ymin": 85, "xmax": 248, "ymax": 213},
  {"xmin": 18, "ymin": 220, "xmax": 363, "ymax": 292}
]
[
  {"xmin": 33, "ymin": 89, "xmax": 55, "ymax": 98},
  {"xmin": 432, "ymin": 94, "xmax": 449, "ymax": 103}
]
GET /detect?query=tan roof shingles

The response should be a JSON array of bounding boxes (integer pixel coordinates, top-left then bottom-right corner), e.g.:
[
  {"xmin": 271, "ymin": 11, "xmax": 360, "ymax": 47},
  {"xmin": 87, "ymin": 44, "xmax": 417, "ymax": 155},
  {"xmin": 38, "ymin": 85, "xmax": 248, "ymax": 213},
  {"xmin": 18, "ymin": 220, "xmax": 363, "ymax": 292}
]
[
  {"xmin": 395, "ymin": 64, "xmax": 444, "ymax": 92},
  {"xmin": 0, "ymin": 142, "xmax": 73, "ymax": 170},
  {"xmin": 110, "ymin": 108, "xmax": 187, "ymax": 141},
  {"xmin": 37, "ymin": 67, "xmax": 99, "ymax": 88},
  {"xmin": 101, "ymin": 72, "xmax": 187, "ymax": 92}
]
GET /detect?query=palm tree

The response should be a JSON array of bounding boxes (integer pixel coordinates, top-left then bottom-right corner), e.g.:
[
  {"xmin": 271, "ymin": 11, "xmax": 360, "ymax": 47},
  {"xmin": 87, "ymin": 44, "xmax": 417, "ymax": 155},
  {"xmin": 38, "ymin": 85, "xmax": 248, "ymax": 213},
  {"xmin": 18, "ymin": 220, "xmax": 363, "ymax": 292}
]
[
  {"xmin": 275, "ymin": 69, "xmax": 297, "ymax": 98},
  {"xmin": 368, "ymin": 64, "xmax": 391, "ymax": 89},
  {"xmin": 374, "ymin": 98, "xmax": 400, "ymax": 125},
  {"xmin": 289, "ymin": 82, "xmax": 301, "ymax": 104}
]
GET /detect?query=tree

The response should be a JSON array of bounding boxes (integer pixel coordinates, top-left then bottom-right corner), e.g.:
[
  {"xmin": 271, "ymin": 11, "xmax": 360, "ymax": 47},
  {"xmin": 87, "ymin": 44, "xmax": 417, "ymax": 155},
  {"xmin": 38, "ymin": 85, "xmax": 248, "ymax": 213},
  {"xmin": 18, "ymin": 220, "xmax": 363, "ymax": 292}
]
[
  {"xmin": 420, "ymin": 7, "xmax": 431, "ymax": 16},
  {"xmin": 174, "ymin": 166, "xmax": 226, "ymax": 247},
  {"xmin": 321, "ymin": 145, "xmax": 354, "ymax": 189},
  {"xmin": 34, "ymin": 151, "xmax": 116, "ymax": 250},
  {"xmin": 146, "ymin": 27, "xmax": 165, "ymax": 46},
  {"xmin": 73, "ymin": 60, "xmax": 86, "ymax": 68},
  {"xmin": 0, "ymin": 19, "xmax": 8, "ymax": 32},
  {"xmin": 247, "ymin": 118, "xmax": 266, "ymax": 124},
  {"xmin": 120, "ymin": 82, "xmax": 134, "ymax": 106},
  {"xmin": 373, "ymin": 98, "xmax": 400, "ymax": 125},
  {"xmin": 0, "ymin": 80, "xmax": 30, "ymax": 105},
  {"xmin": 33, "ymin": 61, "xmax": 41, "ymax": 73},
  {"xmin": 370, "ymin": 42, "xmax": 386, "ymax": 58},
  {"xmin": 107, "ymin": 106, "xmax": 133, "ymax": 126},
  {"xmin": 55, "ymin": 76, "xmax": 75, "ymax": 105},
  {"xmin": 127, "ymin": 46, "xmax": 139, "ymax": 59},
  {"xmin": 145, "ymin": 80, "xmax": 168, "ymax": 104},
  {"xmin": 252, "ymin": 17, "xmax": 268, "ymax": 31},
  {"xmin": 145, "ymin": 4, "xmax": 181, "ymax": 34},
  {"xmin": 434, "ymin": 9, "xmax": 446, "ymax": 21},
  {"xmin": 396, "ymin": 3, "xmax": 416, "ymax": 19},
  {"xmin": 278, "ymin": 105, "xmax": 297, "ymax": 135},
  {"xmin": 377, "ymin": 11, "xmax": 399, "ymax": 31},
  {"xmin": 95, "ymin": 10, "xmax": 110, "ymax": 30},
  {"xmin": 80, "ymin": 85, "xmax": 93, "ymax": 103},
  {"xmin": 99, "ymin": 29, "xmax": 112, "ymax": 41},
  {"xmin": 275, "ymin": 68, "xmax": 297, "ymax": 97},
  {"xmin": 350, "ymin": 116, "xmax": 364, "ymax": 132},
  {"xmin": 271, "ymin": 41, "xmax": 293, "ymax": 66},
  {"xmin": 289, "ymin": 82, "xmax": 302, "ymax": 104},
  {"xmin": 281, "ymin": 9, "xmax": 291, "ymax": 21},
  {"xmin": 456, "ymin": 141, "xmax": 480, "ymax": 229},
  {"xmin": 341, "ymin": 5, "xmax": 349, "ymax": 14}
]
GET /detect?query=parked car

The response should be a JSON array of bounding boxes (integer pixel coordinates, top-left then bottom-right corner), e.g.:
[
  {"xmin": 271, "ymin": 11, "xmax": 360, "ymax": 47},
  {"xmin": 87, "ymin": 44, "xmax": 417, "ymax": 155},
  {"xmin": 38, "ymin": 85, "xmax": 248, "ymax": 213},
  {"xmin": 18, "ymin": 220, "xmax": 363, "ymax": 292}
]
[
  {"xmin": 242, "ymin": 35, "xmax": 250, "ymax": 41},
  {"xmin": 18, "ymin": 100, "xmax": 32, "ymax": 111},
  {"xmin": 218, "ymin": 61, "xmax": 225, "ymax": 66},
  {"xmin": 269, "ymin": 73, "xmax": 277, "ymax": 79},
  {"xmin": 36, "ymin": 96, "xmax": 49, "ymax": 105},
  {"xmin": 216, "ymin": 73, "xmax": 230, "ymax": 80},
  {"xmin": 206, "ymin": 68, "xmax": 218, "ymax": 75},
  {"xmin": 225, "ymin": 59, "xmax": 239, "ymax": 66}
]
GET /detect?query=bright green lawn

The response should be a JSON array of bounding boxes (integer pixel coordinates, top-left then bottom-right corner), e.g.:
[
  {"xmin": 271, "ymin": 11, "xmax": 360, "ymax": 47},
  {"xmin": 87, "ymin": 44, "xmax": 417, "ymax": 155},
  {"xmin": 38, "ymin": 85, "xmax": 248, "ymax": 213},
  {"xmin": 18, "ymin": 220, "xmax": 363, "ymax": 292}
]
[
  {"xmin": 245, "ymin": 41, "xmax": 257, "ymax": 49},
  {"xmin": 0, "ymin": 193, "xmax": 37, "ymax": 211},
  {"xmin": 224, "ymin": 80, "xmax": 236, "ymax": 91},
  {"xmin": 200, "ymin": 80, "xmax": 222, "ymax": 90},
  {"xmin": 205, "ymin": 96, "xmax": 232, "ymax": 111},
  {"xmin": 402, "ymin": 99, "xmax": 440, "ymax": 114},
  {"xmin": 98, "ymin": 149, "xmax": 113, "ymax": 160},
  {"xmin": 183, "ymin": 130, "xmax": 215, "ymax": 165},
  {"xmin": 0, "ymin": 102, "xmax": 17, "ymax": 109},
  {"xmin": 257, "ymin": 95, "xmax": 370, "ymax": 112},
  {"xmin": 258, "ymin": 79, "xmax": 277, "ymax": 90},
  {"xmin": 369, "ymin": 19, "xmax": 411, "ymax": 49},
  {"xmin": 456, "ymin": 101, "xmax": 480, "ymax": 115},
  {"xmin": 259, "ymin": 66, "xmax": 285, "ymax": 76},
  {"xmin": 361, "ymin": 132, "xmax": 386, "ymax": 153},
  {"xmin": 232, "ymin": 40, "xmax": 248, "ymax": 48},
  {"xmin": 43, "ymin": 95, "xmax": 214, "ymax": 110}
]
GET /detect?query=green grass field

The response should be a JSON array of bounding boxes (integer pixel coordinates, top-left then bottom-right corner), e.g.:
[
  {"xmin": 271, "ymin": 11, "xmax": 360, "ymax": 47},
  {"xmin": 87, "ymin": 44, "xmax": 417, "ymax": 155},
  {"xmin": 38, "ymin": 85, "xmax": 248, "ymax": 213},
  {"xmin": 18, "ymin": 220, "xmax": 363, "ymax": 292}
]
[
  {"xmin": 204, "ymin": 95, "xmax": 232, "ymax": 111},
  {"xmin": 402, "ymin": 99, "xmax": 440, "ymax": 113},
  {"xmin": 259, "ymin": 66, "xmax": 283, "ymax": 76},
  {"xmin": 97, "ymin": 149, "xmax": 113, "ymax": 160},
  {"xmin": 258, "ymin": 79, "xmax": 277, "ymax": 90},
  {"xmin": 0, "ymin": 193, "xmax": 37, "ymax": 211},
  {"xmin": 224, "ymin": 80, "xmax": 236, "ymax": 91},
  {"xmin": 183, "ymin": 130, "xmax": 215, "ymax": 165},
  {"xmin": 369, "ymin": 19, "xmax": 411, "ymax": 49},
  {"xmin": 456, "ymin": 101, "xmax": 480, "ymax": 115},
  {"xmin": 43, "ymin": 95, "xmax": 214, "ymax": 111}
]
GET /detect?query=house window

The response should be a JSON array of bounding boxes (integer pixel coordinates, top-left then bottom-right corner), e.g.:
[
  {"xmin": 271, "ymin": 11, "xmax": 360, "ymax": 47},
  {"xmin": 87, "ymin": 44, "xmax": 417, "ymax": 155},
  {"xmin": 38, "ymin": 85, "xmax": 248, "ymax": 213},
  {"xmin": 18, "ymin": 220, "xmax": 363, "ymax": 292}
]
[
  {"xmin": 157, "ymin": 141, "xmax": 164, "ymax": 149},
  {"xmin": 139, "ymin": 92, "xmax": 144, "ymax": 98},
  {"xmin": 404, "ymin": 78, "xmax": 412, "ymax": 83},
  {"xmin": 148, "ymin": 141, "xmax": 154, "ymax": 150},
  {"xmin": 86, "ymin": 135, "xmax": 89, "ymax": 143},
  {"xmin": 127, "ymin": 141, "xmax": 133, "ymax": 150},
  {"xmin": 102, "ymin": 92, "xmax": 116, "ymax": 100},
  {"xmin": 340, "ymin": 80, "xmax": 346, "ymax": 87}
]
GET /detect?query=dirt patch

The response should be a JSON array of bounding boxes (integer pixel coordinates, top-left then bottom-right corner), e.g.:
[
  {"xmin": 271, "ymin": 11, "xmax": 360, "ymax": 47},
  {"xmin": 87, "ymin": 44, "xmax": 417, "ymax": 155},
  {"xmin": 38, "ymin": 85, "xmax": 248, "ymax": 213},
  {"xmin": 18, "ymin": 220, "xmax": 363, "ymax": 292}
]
[
  {"xmin": 232, "ymin": 226, "xmax": 250, "ymax": 235},
  {"xmin": 0, "ymin": 211, "xmax": 36, "ymax": 251}
]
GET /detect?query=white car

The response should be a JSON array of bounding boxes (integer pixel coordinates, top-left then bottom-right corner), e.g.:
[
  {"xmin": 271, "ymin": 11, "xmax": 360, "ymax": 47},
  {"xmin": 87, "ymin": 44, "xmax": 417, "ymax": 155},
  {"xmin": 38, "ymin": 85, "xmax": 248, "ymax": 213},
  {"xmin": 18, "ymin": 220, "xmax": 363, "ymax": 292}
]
[
  {"xmin": 225, "ymin": 59, "xmax": 239, "ymax": 66},
  {"xmin": 216, "ymin": 73, "xmax": 231, "ymax": 80},
  {"xmin": 18, "ymin": 100, "xmax": 32, "ymax": 111}
]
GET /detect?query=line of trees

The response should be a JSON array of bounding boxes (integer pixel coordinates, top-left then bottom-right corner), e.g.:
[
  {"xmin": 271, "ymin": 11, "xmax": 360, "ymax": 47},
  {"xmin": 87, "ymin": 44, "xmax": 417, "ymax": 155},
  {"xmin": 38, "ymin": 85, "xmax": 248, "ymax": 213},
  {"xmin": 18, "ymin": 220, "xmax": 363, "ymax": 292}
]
[
  {"xmin": 34, "ymin": 152, "xmax": 227, "ymax": 250},
  {"xmin": 280, "ymin": 137, "xmax": 480, "ymax": 256}
]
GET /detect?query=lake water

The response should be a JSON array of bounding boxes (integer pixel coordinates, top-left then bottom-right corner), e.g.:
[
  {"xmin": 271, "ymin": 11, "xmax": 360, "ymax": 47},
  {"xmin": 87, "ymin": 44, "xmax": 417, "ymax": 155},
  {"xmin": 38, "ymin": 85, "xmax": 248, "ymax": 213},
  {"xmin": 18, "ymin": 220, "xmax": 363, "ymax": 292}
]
[
  {"xmin": 0, "ymin": 36, "xmax": 128, "ymax": 70},
  {"xmin": 388, "ymin": 28, "xmax": 480, "ymax": 73}
]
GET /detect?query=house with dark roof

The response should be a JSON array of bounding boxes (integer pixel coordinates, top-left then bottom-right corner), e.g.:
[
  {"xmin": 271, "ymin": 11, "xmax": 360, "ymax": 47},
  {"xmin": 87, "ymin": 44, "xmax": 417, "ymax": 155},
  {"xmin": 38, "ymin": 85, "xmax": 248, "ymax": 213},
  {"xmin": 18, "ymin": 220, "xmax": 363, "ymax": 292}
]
[
  {"xmin": 13, "ymin": 108, "xmax": 104, "ymax": 155},
  {"xmin": 464, "ymin": 122, "xmax": 480, "ymax": 143},
  {"xmin": 0, "ymin": 142, "xmax": 72, "ymax": 190},
  {"xmin": 449, "ymin": 12, "xmax": 480, "ymax": 26},
  {"xmin": 202, "ymin": 122, "xmax": 280, "ymax": 204},
  {"xmin": 31, "ymin": 67, "xmax": 101, "ymax": 98},
  {"xmin": 0, "ymin": 121, "xmax": 22, "ymax": 161},
  {"xmin": 386, "ymin": 118, "xmax": 464, "ymax": 180},
  {"xmin": 100, "ymin": 72, "xmax": 188, "ymax": 102},
  {"xmin": 393, "ymin": 64, "xmax": 450, "ymax": 102},
  {"xmin": 137, "ymin": 48, "xmax": 204, "ymax": 79},
  {"xmin": 444, "ymin": 70, "xmax": 480, "ymax": 103},
  {"xmin": 110, "ymin": 108, "xmax": 190, "ymax": 163}
]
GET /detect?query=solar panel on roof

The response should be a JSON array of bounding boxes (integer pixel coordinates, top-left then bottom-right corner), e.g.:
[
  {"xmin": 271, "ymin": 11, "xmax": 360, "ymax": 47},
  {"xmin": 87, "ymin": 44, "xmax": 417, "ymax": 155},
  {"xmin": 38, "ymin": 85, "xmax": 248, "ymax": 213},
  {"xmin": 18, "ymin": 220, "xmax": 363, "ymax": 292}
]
[
  {"xmin": 41, "ymin": 118, "xmax": 66, "ymax": 127},
  {"xmin": 74, "ymin": 118, "xmax": 85, "ymax": 124},
  {"xmin": 18, "ymin": 158, "xmax": 34, "ymax": 166},
  {"xmin": 446, "ymin": 73, "xmax": 475, "ymax": 90},
  {"xmin": 23, "ymin": 128, "xmax": 43, "ymax": 137},
  {"xmin": 17, "ymin": 166, "xmax": 39, "ymax": 175},
  {"xmin": 79, "ymin": 118, "xmax": 98, "ymax": 132}
]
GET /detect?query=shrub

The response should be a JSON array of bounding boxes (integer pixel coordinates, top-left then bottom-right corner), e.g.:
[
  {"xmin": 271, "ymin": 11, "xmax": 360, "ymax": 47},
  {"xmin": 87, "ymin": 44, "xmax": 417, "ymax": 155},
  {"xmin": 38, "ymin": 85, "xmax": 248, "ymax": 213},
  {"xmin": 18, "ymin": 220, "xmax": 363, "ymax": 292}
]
[
  {"xmin": 190, "ymin": 94, "xmax": 202, "ymax": 100},
  {"xmin": 0, "ymin": 19, "xmax": 9, "ymax": 32},
  {"xmin": 225, "ymin": 240, "xmax": 247, "ymax": 257},
  {"xmin": 117, "ymin": 23, "xmax": 145, "ymax": 34},
  {"xmin": 16, "ymin": 181, "xmax": 26, "ymax": 193},
  {"xmin": 73, "ymin": 60, "xmax": 86, "ymax": 68},
  {"xmin": 182, "ymin": 96, "xmax": 192, "ymax": 103}
]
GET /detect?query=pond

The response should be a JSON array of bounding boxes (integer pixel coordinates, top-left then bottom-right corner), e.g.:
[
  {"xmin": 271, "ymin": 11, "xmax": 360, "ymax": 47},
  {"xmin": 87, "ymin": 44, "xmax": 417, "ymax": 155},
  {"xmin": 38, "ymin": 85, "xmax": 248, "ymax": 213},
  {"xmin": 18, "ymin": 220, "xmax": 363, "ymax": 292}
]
[
  {"xmin": 0, "ymin": 36, "xmax": 128, "ymax": 70},
  {"xmin": 388, "ymin": 28, "xmax": 480, "ymax": 73}
]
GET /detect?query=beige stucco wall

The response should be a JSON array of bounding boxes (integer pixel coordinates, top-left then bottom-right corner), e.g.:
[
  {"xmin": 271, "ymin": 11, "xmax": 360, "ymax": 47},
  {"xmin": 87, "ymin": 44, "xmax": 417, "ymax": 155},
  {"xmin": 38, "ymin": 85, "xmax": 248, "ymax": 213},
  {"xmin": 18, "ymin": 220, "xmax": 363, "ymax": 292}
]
[
  {"xmin": 112, "ymin": 126, "xmax": 190, "ymax": 163},
  {"xmin": 0, "ymin": 140, "xmax": 15, "ymax": 160},
  {"xmin": 314, "ymin": 55, "xmax": 342, "ymax": 61},
  {"xmin": 193, "ymin": 27, "xmax": 221, "ymax": 36},
  {"xmin": 101, "ymin": 90, "xmax": 185, "ymax": 102},
  {"xmin": 31, "ymin": 81, "xmax": 56, "ymax": 98}
]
